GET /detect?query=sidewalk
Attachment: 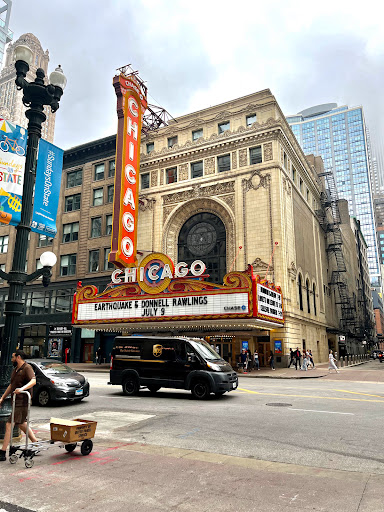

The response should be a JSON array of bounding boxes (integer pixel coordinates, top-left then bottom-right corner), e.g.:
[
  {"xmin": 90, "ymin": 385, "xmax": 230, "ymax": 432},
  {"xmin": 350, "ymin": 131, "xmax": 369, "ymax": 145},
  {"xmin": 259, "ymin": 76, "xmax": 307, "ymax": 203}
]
[{"xmin": 69, "ymin": 360, "xmax": 370, "ymax": 379}]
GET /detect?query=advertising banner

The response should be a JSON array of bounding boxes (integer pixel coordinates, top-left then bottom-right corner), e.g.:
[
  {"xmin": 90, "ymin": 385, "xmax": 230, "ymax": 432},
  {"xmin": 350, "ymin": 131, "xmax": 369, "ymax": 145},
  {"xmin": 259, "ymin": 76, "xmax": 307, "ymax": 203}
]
[
  {"xmin": 109, "ymin": 73, "xmax": 148, "ymax": 268},
  {"xmin": 31, "ymin": 139, "xmax": 64, "ymax": 237},
  {"xmin": 274, "ymin": 340, "xmax": 282, "ymax": 354},
  {"xmin": 0, "ymin": 118, "xmax": 27, "ymax": 226}
]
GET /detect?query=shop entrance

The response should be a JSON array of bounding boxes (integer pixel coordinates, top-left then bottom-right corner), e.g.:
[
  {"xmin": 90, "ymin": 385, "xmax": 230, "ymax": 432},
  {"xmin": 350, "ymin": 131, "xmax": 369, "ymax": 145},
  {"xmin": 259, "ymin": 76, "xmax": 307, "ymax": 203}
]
[
  {"xmin": 256, "ymin": 337, "xmax": 271, "ymax": 367},
  {"xmin": 205, "ymin": 336, "xmax": 234, "ymax": 364}
]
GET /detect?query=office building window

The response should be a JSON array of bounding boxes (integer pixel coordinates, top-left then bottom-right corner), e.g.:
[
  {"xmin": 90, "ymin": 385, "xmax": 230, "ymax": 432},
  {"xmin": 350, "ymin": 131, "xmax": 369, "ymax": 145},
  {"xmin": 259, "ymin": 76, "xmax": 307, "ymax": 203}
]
[
  {"xmin": 299, "ymin": 178, "xmax": 303, "ymax": 193},
  {"xmin": 191, "ymin": 161, "xmax": 203, "ymax": 179},
  {"xmin": 89, "ymin": 250, "xmax": 99, "ymax": 272},
  {"xmin": 306, "ymin": 279, "xmax": 311, "ymax": 313},
  {"xmin": 313, "ymin": 283, "xmax": 317, "ymax": 315},
  {"xmin": 38, "ymin": 234, "xmax": 53, "ymax": 247},
  {"xmin": 192, "ymin": 129, "xmax": 203, "ymax": 141},
  {"xmin": 93, "ymin": 188, "xmax": 103, "ymax": 206},
  {"xmin": 108, "ymin": 160, "xmax": 115, "ymax": 178},
  {"xmin": 0, "ymin": 235, "xmax": 9, "ymax": 253},
  {"xmin": 0, "ymin": 263, "xmax": 5, "ymax": 283},
  {"xmin": 94, "ymin": 163, "xmax": 105, "ymax": 181},
  {"xmin": 218, "ymin": 121, "xmax": 230, "ymax": 134},
  {"xmin": 60, "ymin": 254, "xmax": 77, "ymax": 276},
  {"xmin": 298, "ymin": 274, "xmax": 303, "ymax": 311},
  {"xmin": 292, "ymin": 167, "xmax": 296, "ymax": 183},
  {"xmin": 168, "ymin": 136, "xmax": 178, "ymax": 148},
  {"xmin": 146, "ymin": 142, "xmax": 154, "ymax": 154},
  {"xmin": 217, "ymin": 154, "xmax": 231, "ymax": 173},
  {"xmin": 104, "ymin": 248, "xmax": 114, "ymax": 270},
  {"xmin": 106, "ymin": 214, "xmax": 113, "ymax": 235},
  {"xmin": 166, "ymin": 167, "xmax": 177, "ymax": 184},
  {"xmin": 107, "ymin": 184, "xmax": 114, "ymax": 203},
  {"xmin": 62, "ymin": 222, "xmax": 79, "ymax": 243},
  {"xmin": 66, "ymin": 169, "xmax": 82, "ymax": 188},
  {"xmin": 249, "ymin": 146, "xmax": 262, "ymax": 165},
  {"xmin": 246, "ymin": 114, "xmax": 257, "ymax": 126},
  {"xmin": 91, "ymin": 217, "xmax": 102, "ymax": 238},
  {"xmin": 141, "ymin": 173, "xmax": 150, "ymax": 189},
  {"xmin": 64, "ymin": 194, "xmax": 81, "ymax": 212}
]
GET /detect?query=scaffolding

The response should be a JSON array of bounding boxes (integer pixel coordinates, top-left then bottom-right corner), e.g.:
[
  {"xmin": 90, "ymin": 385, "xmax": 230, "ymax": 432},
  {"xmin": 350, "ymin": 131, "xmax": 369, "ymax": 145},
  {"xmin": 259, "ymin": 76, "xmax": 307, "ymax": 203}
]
[{"xmin": 317, "ymin": 171, "xmax": 356, "ymax": 334}]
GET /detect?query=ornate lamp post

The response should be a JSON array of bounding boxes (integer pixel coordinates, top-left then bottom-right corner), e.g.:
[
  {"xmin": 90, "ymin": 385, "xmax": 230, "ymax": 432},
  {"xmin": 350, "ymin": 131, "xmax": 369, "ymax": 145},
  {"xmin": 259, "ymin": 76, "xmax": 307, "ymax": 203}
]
[{"xmin": 0, "ymin": 44, "xmax": 66, "ymax": 440}]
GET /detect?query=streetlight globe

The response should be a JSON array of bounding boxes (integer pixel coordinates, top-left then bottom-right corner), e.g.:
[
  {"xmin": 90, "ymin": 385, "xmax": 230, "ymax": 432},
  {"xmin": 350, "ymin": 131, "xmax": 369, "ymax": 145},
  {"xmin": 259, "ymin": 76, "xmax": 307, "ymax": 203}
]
[
  {"xmin": 14, "ymin": 44, "xmax": 33, "ymax": 66},
  {"xmin": 49, "ymin": 65, "xmax": 67, "ymax": 90},
  {"xmin": 40, "ymin": 251, "xmax": 57, "ymax": 268}
]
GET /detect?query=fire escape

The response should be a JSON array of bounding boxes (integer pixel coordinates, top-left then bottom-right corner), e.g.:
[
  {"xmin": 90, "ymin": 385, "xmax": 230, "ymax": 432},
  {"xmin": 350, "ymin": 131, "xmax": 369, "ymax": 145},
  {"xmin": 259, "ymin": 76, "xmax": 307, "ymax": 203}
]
[{"xmin": 317, "ymin": 171, "xmax": 356, "ymax": 335}]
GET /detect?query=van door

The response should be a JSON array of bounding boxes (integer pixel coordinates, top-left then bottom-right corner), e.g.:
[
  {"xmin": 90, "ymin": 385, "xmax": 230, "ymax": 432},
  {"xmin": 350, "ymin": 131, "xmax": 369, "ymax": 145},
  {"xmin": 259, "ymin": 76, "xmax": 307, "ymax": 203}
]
[
  {"xmin": 140, "ymin": 338, "xmax": 175, "ymax": 388},
  {"xmin": 166, "ymin": 341, "xmax": 190, "ymax": 388}
]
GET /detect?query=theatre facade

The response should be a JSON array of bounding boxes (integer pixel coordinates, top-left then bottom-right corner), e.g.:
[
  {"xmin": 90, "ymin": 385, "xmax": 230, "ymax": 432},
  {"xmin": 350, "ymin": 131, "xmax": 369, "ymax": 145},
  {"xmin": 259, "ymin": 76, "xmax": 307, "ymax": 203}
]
[{"xmin": 1, "ymin": 88, "xmax": 351, "ymax": 365}]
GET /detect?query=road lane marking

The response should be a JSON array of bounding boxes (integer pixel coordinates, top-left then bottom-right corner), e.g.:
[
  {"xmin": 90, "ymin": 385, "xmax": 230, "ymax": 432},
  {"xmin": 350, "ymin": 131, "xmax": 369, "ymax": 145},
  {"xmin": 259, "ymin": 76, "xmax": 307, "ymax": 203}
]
[
  {"xmin": 289, "ymin": 408, "xmax": 354, "ymax": 415},
  {"xmin": 333, "ymin": 389, "xmax": 384, "ymax": 398},
  {"xmin": 237, "ymin": 387, "xmax": 384, "ymax": 403}
]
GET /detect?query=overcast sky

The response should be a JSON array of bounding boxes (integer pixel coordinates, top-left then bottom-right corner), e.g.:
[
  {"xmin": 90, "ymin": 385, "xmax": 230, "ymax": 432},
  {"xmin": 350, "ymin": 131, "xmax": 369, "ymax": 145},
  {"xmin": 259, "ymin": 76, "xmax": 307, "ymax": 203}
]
[{"xmin": 8, "ymin": 0, "xmax": 384, "ymax": 151}]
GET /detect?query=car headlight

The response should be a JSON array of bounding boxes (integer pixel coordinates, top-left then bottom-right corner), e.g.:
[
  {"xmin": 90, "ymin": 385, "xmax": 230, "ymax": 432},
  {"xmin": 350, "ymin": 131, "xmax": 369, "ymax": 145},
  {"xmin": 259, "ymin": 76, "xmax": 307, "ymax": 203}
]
[
  {"xmin": 207, "ymin": 362, "xmax": 221, "ymax": 372},
  {"xmin": 51, "ymin": 379, "xmax": 70, "ymax": 388}
]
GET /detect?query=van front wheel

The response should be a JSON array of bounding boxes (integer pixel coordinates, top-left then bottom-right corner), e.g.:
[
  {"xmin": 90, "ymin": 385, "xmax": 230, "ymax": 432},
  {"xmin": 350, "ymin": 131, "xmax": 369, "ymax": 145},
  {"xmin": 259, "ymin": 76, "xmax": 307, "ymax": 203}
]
[
  {"xmin": 191, "ymin": 380, "xmax": 210, "ymax": 400},
  {"xmin": 122, "ymin": 375, "xmax": 139, "ymax": 396}
]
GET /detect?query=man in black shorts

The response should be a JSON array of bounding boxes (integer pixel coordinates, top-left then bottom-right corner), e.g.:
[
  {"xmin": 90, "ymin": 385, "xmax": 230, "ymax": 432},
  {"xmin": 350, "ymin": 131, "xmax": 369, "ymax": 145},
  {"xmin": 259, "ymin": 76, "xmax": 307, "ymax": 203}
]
[{"xmin": 0, "ymin": 350, "xmax": 37, "ymax": 461}]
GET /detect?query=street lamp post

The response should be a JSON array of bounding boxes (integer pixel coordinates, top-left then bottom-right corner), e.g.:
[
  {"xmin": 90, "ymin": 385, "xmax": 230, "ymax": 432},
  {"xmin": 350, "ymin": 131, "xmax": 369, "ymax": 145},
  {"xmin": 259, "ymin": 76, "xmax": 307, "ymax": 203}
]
[{"xmin": 0, "ymin": 44, "xmax": 66, "ymax": 440}]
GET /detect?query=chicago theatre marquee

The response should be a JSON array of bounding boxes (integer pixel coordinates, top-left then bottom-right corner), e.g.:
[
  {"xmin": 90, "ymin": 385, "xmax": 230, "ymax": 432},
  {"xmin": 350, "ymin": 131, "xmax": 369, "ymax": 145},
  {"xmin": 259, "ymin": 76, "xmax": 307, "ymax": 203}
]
[{"xmin": 71, "ymin": 78, "xmax": 333, "ymax": 367}]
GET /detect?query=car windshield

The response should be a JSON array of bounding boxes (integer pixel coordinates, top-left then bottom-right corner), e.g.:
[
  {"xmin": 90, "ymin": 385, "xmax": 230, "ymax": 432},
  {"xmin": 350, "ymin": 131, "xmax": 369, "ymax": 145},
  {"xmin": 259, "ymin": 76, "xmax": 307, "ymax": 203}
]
[
  {"xmin": 35, "ymin": 362, "xmax": 74, "ymax": 374},
  {"xmin": 188, "ymin": 340, "xmax": 222, "ymax": 361}
]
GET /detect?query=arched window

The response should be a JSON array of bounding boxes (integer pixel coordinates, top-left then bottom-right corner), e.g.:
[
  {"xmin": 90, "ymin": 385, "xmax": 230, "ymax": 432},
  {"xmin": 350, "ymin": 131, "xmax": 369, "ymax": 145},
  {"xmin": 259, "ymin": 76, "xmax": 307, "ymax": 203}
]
[
  {"xmin": 313, "ymin": 283, "xmax": 317, "ymax": 315},
  {"xmin": 298, "ymin": 274, "xmax": 303, "ymax": 311},
  {"xmin": 306, "ymin": 279, "xmax": 311, "ymax": 313},
  {"xmin": 178, "ymin": 212, "xmax": 226, "ymax": 283}
]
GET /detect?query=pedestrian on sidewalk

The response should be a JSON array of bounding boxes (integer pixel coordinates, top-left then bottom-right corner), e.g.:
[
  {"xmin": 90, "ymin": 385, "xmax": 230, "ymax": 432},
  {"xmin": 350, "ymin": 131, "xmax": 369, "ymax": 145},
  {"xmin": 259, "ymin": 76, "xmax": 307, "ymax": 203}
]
[
  {"xmin": 268, "ymin": 350, "xmax": 275, "ymax": 370},
  {"xmin": 308, "ymin": 349, "xmax": 315, "ymax": 369},
  {"xmin": 288, "ymin": 348, "xmax": 295, "ymax": 368},
  {"xmin": 301, "ymin": 352, "xmax": 308, "ymax": 371},
  {"xmin": 254, "ymin": 350, "xmax": 260, "ymax": 370},
  {"xmin": 240, "ymin": 349, "xmax": 248, "ymax": 373},
  {"xmin": 294, "ymin": 348, "xmax": 301, "ymax": 370},
  {"xmin": 247, "ymin": 349, "xmax": 253, "ymax": 372},
  {"xmin": 96, "ymin": 346, "xmax": 102, "ymax": 365},
  {"xmin": 328, "ymin": 350, "xmax": 339, "ymax": 373},
  {"xmin": 0, "ymin": 350, "xmax": 38, "ymax": 462}
]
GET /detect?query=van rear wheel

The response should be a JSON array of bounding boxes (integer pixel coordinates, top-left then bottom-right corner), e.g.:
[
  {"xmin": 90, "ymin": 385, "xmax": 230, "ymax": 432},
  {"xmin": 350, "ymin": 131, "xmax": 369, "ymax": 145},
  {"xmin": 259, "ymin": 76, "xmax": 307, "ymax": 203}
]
[
  {"xmin": 191, "ymin": 380, "xmax": 210, "ymax": 400},
  {"xmin": 122, "ymin": 375, "xmax": 139, "ymax": 396}
]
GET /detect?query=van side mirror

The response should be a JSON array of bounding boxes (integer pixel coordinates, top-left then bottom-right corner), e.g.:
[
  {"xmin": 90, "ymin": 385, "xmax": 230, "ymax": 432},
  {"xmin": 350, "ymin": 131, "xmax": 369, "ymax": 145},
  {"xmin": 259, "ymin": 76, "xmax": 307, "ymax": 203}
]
[{"xmin": 187, "ymin": 353, "xmax": 196, "ymax": 363}]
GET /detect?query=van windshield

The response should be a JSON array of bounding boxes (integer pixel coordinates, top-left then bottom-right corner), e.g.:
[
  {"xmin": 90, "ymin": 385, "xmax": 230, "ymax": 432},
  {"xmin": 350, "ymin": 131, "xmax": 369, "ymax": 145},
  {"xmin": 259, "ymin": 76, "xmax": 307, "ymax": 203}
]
[{"xmin": 188, "ymin": 340, "xmax": 221, "ymax": 361}]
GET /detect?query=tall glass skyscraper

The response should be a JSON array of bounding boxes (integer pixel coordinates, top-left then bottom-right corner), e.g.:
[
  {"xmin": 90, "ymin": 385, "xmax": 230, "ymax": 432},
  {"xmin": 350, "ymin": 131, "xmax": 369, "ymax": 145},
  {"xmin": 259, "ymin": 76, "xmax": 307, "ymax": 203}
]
[
  {"xmin": 287, "ymin": 103, "xmax": 380, "ymax": 287},
  {"xmin": 0, "ymin": 0, "xmax": 12, "ymax": 68}
]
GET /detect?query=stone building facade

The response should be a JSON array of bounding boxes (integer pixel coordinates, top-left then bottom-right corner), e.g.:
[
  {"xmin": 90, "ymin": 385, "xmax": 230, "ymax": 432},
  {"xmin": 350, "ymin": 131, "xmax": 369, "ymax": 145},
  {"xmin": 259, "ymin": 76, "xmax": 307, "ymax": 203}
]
[{"xmin": 0, "ymin": 90, "xmax": 373, "ymax": 364}]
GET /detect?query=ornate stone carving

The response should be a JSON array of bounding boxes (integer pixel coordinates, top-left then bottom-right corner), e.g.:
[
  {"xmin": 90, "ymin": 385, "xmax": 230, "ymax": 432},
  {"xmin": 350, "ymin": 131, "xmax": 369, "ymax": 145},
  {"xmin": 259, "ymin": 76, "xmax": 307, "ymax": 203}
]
[
  {"xmin": 163, "ymin": 181, "xmax": 235, "ymax": 205},
  {"xmin": 159, "ymin": 169, "xmax": 164, "ymax": 186},
  {"xmin": 282, "ymin": 177, "xmax": 292, "ymax": 196},
  {"xmin": 221, "ymin": 194, "xmax": 235, "ymax": 211},
  {"xmin": 239, "ymin": 148, "xmax": 247, "ymax": 167},
  {"xmin": 139, "ymin": 196, "xmax": 156, "ymax": 211},
  {"xmin": 264, "ymin": 142, "xmax": 273, "ymax": 161},
  {"xmin": 163, "ymin": 205, "xmax": 175, "ymax": 222},
  {"xmin": 179, "ymin": 163, "xmax": 188, "ymax": 181},
  {"xmin": 213, "ymin": 110, "xmax": 232, "ymax": 120},
  {"xmin": 243, "ymin": 170, "xmax": 271, "ymax": 193},
  {"xmin": 288, "ymin": 261, "xmax": 297, "ymax": 281},
  {"xmin": 204, "ymin": 156, "xmax": 215, "ymax": 175},
  {"xmin": 252, "ymin": 257, "xmax": 272, "ymax": 277},
  {"xmin": 186, "ymin": 118, "xmax": 206, "ymax": 128},
  {"xmin": 231, "ymin": 151, "xmax": 237, "ymax": 170},
  {"xmin": 151, "ymin": 170, "xmax": 158, "ymax": 187}
]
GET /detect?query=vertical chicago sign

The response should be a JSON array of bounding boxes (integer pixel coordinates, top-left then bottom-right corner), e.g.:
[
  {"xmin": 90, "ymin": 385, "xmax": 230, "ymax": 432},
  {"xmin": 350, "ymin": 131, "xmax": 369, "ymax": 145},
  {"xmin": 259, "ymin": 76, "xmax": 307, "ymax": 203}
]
[{"xmin": 109, "ymin": 73, "xmax": 148, "ymax": 268}]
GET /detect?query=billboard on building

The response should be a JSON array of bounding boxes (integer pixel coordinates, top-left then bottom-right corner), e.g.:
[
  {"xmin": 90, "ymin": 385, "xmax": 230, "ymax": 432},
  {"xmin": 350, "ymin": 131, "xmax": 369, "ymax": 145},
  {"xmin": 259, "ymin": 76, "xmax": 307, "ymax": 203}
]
[
  {"xmin": 0, "ymin": 118, "xmax": 27, "ymax": 226},
  {"xmin": 109, "ymin": 73, "xmax": 148, "ymax": 269}
]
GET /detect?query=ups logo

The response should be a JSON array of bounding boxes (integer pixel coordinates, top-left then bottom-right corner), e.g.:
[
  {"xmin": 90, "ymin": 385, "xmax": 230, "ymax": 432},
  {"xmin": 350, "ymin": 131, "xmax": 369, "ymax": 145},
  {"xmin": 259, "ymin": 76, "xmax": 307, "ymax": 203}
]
[{"xmin": 153, "ymin": 344, "xmax": 163, "ymax": 357}]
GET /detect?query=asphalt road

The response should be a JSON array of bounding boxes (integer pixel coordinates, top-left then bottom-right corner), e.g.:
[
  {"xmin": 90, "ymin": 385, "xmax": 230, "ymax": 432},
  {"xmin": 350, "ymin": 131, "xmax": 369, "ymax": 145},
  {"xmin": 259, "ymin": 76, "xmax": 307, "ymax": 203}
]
[{"xmin": 26, "ymin": 359, "xmax": 384, "ymax": 474}]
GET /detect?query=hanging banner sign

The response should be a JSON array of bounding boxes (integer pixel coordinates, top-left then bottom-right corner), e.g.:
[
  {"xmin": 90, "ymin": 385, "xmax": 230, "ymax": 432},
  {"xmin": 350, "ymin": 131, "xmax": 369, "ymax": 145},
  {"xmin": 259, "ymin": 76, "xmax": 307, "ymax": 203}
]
[
  {"xmin": 31, "ymin": 139, "xmax": 64, "ymax": 237},
  {"xmin": 109, "ymin": 73, "xmax": 148, "ymax": 269},
  {"xmin": 0, "ymin": 118, "xmax": 27, "ymax": 226}
]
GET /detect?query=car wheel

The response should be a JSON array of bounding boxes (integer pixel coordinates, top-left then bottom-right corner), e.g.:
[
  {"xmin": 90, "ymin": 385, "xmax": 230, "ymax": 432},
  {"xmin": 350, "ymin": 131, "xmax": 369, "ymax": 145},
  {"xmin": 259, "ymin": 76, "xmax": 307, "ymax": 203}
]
[
  {"xmin": 147, "ymin": 386, "xmax": 161, "ymax": 393},
  {"xmin": 122, "ymin": 375, "xmax": 139, "ymax": 396},
  {"xmin": 191, "ymin": 380, "xmax": 211, "ymax": 400},
  {"xmin": 37, "ymin": 389, "xmax": 50, "ymax": 407},
  {"xmin": 65, "ymin": 443, "xmax": 77, "ymax": 453}
]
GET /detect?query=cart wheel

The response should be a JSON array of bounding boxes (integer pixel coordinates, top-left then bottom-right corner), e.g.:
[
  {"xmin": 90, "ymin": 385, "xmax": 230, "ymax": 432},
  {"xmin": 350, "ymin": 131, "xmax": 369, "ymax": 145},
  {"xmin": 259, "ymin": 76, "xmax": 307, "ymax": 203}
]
[
  {"xmin": 65, "ymin": 443, "xmax": 77, "ymax": 453},
  {"xmin": 25, "ymin": 458, "xmax": 34, "ymax": 469},
  {"xmin": 80, "ymin": 439, "xmax": 93, "ymax": 456},
  {"xmin": 9, "ymin": 454, "xmax": 18, "ymax": 464}
]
